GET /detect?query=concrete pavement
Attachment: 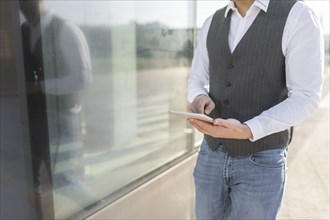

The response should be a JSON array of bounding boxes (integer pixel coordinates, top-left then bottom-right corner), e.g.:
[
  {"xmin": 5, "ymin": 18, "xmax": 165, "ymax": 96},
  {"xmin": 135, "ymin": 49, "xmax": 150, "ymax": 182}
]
[{"xmin": 278, "ymin": 107, "xmax": 330, "ymax": 219}]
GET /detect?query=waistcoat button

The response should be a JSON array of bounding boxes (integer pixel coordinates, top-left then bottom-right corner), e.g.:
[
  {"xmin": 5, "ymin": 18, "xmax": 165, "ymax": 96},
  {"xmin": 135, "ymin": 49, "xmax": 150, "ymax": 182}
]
[
  {"xmin": 224, "ymin": 99, "xmax": 230, "ymax": 105},
  {"xmin": 228, "ymin": 63, "xmax": 234, "ymax": 69},
  {"xmin": 225, "ymin": 81, "xmax": 231, "ymax": 87}
]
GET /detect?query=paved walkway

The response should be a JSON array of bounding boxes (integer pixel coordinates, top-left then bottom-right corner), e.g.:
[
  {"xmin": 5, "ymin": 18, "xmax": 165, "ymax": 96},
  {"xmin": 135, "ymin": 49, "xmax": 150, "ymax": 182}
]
[{"xmin": 278, "ymin": 107, "xmax": 329, "ymax": 219}]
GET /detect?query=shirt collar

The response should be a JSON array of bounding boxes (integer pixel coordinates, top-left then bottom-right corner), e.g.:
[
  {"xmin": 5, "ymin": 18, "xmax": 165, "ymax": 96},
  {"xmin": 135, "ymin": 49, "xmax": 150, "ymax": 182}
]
[{"xmin": 224, "ymin": 0, "xmax": 270, "ymax": 18}]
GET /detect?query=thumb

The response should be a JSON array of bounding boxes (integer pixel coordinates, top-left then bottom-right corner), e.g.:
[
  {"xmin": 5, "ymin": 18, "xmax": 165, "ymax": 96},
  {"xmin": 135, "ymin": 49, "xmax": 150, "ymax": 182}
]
[{"xmin": 204, "ymin": 101, "xmax": 215, "ymax": 115}]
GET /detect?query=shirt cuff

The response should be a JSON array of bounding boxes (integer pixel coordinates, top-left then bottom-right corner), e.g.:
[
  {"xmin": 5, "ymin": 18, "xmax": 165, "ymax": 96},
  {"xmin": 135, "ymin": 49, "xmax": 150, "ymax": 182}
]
[{"xmin": 244, "ymin": 118, "xmax": 264, "ymax": 142}]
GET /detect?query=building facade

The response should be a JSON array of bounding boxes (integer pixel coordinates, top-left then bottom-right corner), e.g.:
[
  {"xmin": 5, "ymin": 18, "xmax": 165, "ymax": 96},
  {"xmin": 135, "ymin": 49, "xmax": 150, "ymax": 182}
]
[{"xmin": 1, "ymin": 1, "xmax": 328, "ymax": 219}]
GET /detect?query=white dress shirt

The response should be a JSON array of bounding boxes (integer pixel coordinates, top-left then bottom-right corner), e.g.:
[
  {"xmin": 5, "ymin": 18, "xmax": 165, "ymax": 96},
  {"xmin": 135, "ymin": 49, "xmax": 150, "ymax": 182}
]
[
  {"xmin": 188, "ymin": 0, "xmax": 324, "ymax": 141},
  {"xmin": 27, "ymin": 10, "xmax": 92, "ymax": 95}
]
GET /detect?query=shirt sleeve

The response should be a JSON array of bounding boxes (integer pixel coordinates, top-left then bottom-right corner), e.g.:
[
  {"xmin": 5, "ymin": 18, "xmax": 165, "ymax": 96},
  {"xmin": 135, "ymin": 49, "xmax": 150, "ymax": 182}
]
[
  {"xmin": 42, "ymin": 21, "xmax": 92, "ymax": 95},
  {"xmin": 244, "ymin": 2, "xmax": 324, "ymax": 142},
  {"xmin": 187, "ymin": 15, "xmax": 213, "ymax": 103}
]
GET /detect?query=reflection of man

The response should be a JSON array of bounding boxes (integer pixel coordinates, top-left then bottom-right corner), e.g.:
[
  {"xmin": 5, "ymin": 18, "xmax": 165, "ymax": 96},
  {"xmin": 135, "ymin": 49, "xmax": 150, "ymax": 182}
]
[
  {"xmin": 19, "ymin": 0, "xmax": 96, "ymax": 217},
  {"xmin": 188, "ymin": 0, "xmax": 323, "ymax": 219}
]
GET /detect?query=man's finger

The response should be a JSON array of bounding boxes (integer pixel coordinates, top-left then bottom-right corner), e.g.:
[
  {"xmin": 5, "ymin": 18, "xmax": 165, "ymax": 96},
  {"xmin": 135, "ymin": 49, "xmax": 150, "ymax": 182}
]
[
  {"xmin": 190, "ymin": 119, "xmax": 215, "ymax": 132},
  {"xmin": 204, "ymin": 101, "xmax": 215, "ymax": 115},
  {"xmin": 188, "ymin": 105, "xmax": 196, "ymax": 113},
  {"xmin": 214, "ymin": 119, "xmax": 242, "ymax": 131}
]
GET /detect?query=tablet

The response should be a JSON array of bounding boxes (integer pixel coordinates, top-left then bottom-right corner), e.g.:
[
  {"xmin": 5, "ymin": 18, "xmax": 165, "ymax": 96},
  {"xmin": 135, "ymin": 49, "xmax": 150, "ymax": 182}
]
[{"xmin": 169, "ymin": 110, "xmax": 214, "ymax": 123}]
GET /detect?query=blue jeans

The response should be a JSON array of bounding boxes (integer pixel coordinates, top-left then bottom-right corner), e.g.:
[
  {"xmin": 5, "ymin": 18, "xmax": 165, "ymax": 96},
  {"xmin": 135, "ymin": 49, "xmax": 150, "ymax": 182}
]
[{"xmin": 193, "ymin": 139, "xmax": 287, "ymax": 220}]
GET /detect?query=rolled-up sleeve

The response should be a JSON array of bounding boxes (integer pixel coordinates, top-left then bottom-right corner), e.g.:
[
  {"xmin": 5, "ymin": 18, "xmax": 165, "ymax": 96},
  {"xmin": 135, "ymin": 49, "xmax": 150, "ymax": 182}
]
[{"xmin": 245, "ymin": 2, "xmax": 324, "ymax": 142}]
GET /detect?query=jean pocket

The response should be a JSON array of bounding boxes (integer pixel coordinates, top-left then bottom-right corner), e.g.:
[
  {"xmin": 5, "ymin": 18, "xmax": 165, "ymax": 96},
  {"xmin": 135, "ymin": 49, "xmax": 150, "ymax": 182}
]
[{"xmin": 249, "ymin": 148, "xmax": 287, "ymax": 168}]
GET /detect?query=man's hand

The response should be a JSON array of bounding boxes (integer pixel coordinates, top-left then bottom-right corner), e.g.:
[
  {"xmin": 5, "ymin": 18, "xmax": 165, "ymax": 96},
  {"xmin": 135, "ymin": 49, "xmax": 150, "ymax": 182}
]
[
  {"xmin": 189, "ymin": 118, "xmax": 253, "ymax": 140},
  {"xmin": 188, "ymin": 94, "xmax": 215, "ymax": 115}
]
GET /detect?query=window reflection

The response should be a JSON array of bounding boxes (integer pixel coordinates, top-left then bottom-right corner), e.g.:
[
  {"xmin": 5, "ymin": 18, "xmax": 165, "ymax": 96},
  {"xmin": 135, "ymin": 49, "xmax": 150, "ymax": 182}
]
[
  {"xmin": 19, "ymin": 0, "xmax": 98, "ymax": 218},
  {"xmin": 20, "ymin": 0, "xmax": 195, "ymax": 218}
]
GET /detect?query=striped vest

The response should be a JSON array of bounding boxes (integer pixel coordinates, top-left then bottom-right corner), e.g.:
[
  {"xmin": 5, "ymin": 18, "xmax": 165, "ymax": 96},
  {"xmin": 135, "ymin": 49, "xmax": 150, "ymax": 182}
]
[{"xmin": 205, "ymin": 0, "xmax": 297, "ymax": 156}]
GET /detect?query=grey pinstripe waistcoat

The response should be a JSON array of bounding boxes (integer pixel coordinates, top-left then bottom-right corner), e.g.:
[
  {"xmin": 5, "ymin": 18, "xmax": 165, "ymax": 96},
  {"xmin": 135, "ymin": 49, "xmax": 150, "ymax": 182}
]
[{"xmin": 205, "ymin": 0, "xmax": 297, "ymax": 156}]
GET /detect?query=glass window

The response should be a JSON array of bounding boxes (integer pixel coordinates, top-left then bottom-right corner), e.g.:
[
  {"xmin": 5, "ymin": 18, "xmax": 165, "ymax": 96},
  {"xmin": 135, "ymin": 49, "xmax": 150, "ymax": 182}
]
[{"xmin": 19, "ymin": 0, "xmax": 196, "ymax": 218}]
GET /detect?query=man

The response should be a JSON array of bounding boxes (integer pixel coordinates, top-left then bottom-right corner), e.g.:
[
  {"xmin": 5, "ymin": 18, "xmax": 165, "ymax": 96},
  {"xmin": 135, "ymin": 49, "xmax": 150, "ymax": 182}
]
[
  {"xmin": 188, "ymin": 0, "xmax": 323, "ymax": 219},
  {"xmin": 19, "ymin": 0, "xmax": 97, "ymax": 218}
]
